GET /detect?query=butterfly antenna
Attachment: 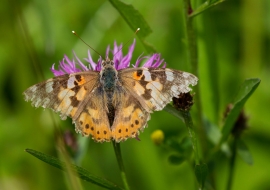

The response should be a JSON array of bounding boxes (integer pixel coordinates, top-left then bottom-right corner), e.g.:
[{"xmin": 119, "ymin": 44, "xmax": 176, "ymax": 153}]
[
  {"xmin": 72, "ymin": 31, "xmax": 104, "ymax": 59},
  {"xmin": 113, "ymin": 28, "xmax": 140, "ymax": 57}
]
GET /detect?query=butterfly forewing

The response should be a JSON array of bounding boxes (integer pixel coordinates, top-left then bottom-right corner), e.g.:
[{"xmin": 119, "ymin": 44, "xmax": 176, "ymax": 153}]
[
  {"xmin": 23, "ymin": 71, "xmax": 99, "ymax": 120},
  {"xmin": 118, "ymin": 67, "xmax": 198, "ymax": 112}
]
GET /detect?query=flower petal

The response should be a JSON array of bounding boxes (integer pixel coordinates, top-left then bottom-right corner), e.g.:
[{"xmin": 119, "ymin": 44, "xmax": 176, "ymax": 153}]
[
  {"xmin": 118, "ymin": 39, "xmax": 136, "ymax": 69},
  {"xmin": 113, "ymin": 41, "xmax": 123, "ymax": 69},
  {"xmin": 51, "ymin": 63, "xmax": 65, "ymax": 76},
  {"xmin": 73, "ymin": 51, "xmax": 88, "ymax": 71},
  {"xmin": 85, "ymin": 50, "xmax": 97, "ymax": 70}
]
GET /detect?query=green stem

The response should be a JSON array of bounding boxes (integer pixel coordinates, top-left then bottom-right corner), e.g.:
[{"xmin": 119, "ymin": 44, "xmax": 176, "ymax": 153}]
[
  {"xmin": 226, "ymin": 138, "xmax": 237, "ymax": 190},
  {"xmin": 112, "ymin": 142, "xmax": 130, "ymax": 190},
  {"xmin": 183, "ymin": 0, "xmax": 206, "ymax": 157},
  {"xmin": 181, "ymin": 110, "xmax": 200, "ymax": 165}
]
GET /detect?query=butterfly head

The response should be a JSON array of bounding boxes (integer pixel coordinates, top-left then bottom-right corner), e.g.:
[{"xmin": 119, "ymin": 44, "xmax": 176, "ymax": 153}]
[{"xmin": 102, "ymin": 57, "xmax": 114, "ymax": 68}]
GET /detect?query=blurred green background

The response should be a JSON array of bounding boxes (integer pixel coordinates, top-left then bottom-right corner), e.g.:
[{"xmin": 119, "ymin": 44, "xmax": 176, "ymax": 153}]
[{"xmin": 0, "ymin": 0, "xmax": 269, "ymax": 189}]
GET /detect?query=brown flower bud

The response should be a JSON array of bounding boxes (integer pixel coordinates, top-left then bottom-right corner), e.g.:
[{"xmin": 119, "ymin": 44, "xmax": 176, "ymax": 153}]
[{"xmin": 173, "ymin": 92, "xmax": 194, "ymax": 111}]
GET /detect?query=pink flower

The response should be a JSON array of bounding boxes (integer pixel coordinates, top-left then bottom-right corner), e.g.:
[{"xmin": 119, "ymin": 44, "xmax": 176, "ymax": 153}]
[{"xmin": 51, "ymin": 39, "xmax": 166, "ymax": 76}]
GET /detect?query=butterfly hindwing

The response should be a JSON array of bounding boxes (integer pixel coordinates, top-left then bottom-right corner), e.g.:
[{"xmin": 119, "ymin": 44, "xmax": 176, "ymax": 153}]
[
  {"xmin": 111, "ymin": 89, "xmax": 150, "ymax": 142},
  {"xmin": 74, "ymin": 87, "xmax": 111, "ymax": 142}
]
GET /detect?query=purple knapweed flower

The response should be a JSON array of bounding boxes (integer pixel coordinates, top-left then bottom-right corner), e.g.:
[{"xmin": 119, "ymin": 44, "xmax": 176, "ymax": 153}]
[{"xmin": 51, "ymin": 39, "xmax": 166, "ymax": 76}]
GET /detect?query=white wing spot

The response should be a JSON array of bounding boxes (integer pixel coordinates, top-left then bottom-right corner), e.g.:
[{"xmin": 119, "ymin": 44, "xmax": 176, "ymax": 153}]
[
  {"xmin": 30, "ymin": 85, "xmax": 37, "ymax": 92},
  {"xmin": 183, "ymin": 72, "xmax": 190, "ymax": 78},
  {"xmin": 171, "ymin": 84, "xmax": 178, "ymax": 93},
  {"xmin": 142, "ymin": 70, "xmax": 152, "ymax": 81},
  {"xmin": 34, "ymin": 98, "xmax": 41, "ymax": 107},
  {"xmin": 42, "ymin": 98, "xmax": 50, "ymax": 108},
  {"xmin": 67, "ymin": 76, "xmax": 76, "ymax": 88},
  {"xmin": 45, "ymin": 81, "xmax": 54, "ymax": 93},
  {"xmin": 165, "ymin": 70, "xmax": 174, "ymax": 81},
  {"xmin": 146, "ymin": 81, "xmax": 163, "ymax": 91}
]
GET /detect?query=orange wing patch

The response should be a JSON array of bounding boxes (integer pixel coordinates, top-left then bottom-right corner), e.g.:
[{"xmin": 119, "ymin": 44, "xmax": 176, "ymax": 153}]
[
  {"xmin": 76, "ymin": 110, "xmax": 111, "ymax": 142},
  {"xmin": 132, "ymin": 70, "xmax": 144, "ymax": 80},
  {"xmin": 75, "ymin": 75, "xmax": 86, "ymax": 85}
]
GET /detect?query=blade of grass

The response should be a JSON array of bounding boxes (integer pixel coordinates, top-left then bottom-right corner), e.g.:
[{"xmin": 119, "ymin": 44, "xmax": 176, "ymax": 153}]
[{"xmin": 25, "ymin": 148, "xmax": 124, "ymax": 190}]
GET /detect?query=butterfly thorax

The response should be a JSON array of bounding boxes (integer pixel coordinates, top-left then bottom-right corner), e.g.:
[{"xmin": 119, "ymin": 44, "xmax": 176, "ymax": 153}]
[{"xmin": 100, "ymin": 58, "xmax": 118, "ymax": 100}]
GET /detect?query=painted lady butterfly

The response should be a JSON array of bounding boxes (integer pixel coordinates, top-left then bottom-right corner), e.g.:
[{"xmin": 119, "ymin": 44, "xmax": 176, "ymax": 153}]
[{"xmin": 23, "ymin": 57, "xmax": 198, "ymax": 142}]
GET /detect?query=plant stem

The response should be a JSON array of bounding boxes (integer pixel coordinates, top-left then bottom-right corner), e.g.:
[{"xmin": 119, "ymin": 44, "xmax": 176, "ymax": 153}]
[
  {"xmin": 183, "ymin": 0, "xmax": 206, "ymax": 157},
  {"xmin": 226, "ymin": 138, "xmax": 237, "ymax": 190},
  {"xmin": 181, "ymin": 110, "xmax": 200, "ymax": 165},
  {"xmin": 112, "ymin": 142, "xmax": 130, "ymax": 190}
]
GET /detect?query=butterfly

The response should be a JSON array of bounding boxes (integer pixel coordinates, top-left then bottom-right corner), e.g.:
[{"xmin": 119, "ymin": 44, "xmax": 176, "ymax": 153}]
[{"xmin": 23, "ymin": 57, "xmax": 198, "ymax": 142}]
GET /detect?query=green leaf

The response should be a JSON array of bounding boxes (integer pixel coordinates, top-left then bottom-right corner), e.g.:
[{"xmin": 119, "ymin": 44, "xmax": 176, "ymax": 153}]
[
  {"xmin": 220, "ymin": 78, "xmax": 260, "ymax": 144},
  {"xmin": 195, "ymin": 163, "xmax": 208, "ymax": 189},
  {"xmin": 237, "ymin": 139, "xmax": 253, "ymax": 165},
  {"xmin": 25, "ymin": 149, "xmax": 123, "ymax": 190},
  {"xmin": 189, "ymin": 0, "xmax": 225, "ymax": 18},
  {"xmin": 108, "ymin": 0, "xmax": 155, "ymax": 53}
]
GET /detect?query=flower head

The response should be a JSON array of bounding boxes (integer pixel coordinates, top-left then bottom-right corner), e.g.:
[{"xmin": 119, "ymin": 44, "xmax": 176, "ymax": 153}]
[{"xmin": 51, "ymin": 39, "xmax": 166, "ymax": 76}]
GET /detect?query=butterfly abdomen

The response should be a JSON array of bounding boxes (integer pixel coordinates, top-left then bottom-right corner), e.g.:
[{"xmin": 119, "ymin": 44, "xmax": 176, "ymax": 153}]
[{"xmin": 107, "ymin": 102, "xmax": 115, "ymax": 126}]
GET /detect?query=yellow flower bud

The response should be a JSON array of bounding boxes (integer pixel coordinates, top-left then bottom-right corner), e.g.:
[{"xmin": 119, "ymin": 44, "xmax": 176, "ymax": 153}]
[{"xmin": 151, "ymin": 130, "xmax": 165, "ymax": 145}]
